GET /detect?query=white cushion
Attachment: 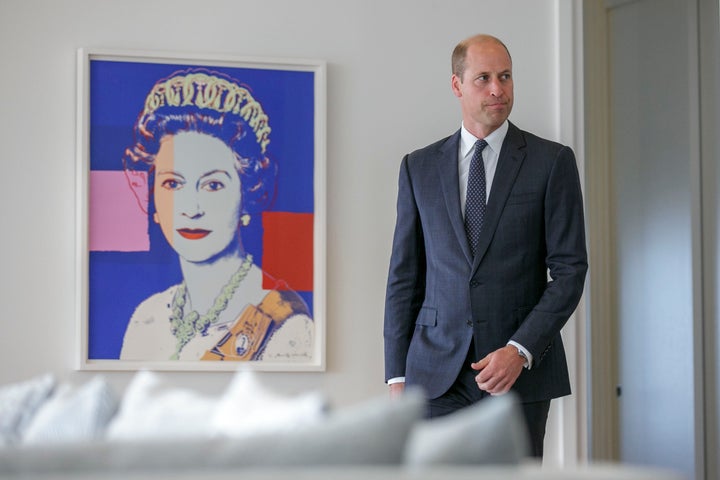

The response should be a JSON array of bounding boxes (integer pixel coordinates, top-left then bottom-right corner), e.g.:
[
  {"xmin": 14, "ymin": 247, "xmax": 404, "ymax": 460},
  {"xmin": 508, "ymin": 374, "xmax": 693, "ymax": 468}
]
[
  {"xmin": 0, "ymin": 374, "xmax": 55, "ymax": 446},
  {"xmin": 211, "ymin": 369, "xmax": 326, "ymax": 437},
  {"xmin": 403, "ymin": 392, "xmax": 529, "ymax": 465},
  {"xmin": 106, "ymin": 370, "xmax": 218, "ymax": 440},
  {"xmin": 22, "ymin": 376, "xmax": 118, "ymax": 445},
  {"xmin": 107, "ymin": 369, "xmax": 327, "ymax": 441}
]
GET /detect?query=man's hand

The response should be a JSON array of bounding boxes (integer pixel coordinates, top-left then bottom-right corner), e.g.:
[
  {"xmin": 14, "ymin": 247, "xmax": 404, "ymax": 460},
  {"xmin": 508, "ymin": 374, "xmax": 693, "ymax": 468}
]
[
  {"xmin": 471, "ymin": 345, "xmax": 525, "ymax": 395},
  {"xmin": 389, "ymin": 382, "xmax": 405, "ymax": 399}
]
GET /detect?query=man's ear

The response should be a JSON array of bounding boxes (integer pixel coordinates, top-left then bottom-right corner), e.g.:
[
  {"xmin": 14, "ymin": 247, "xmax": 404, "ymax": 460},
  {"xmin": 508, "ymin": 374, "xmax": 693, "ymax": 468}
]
[
  {"xmin": 451, "ymin": 74, "xmax": 463, "ymax": 98},
  {"xmin": 124, "ymin": 169, "xmax": 150, "ymax": 214}
]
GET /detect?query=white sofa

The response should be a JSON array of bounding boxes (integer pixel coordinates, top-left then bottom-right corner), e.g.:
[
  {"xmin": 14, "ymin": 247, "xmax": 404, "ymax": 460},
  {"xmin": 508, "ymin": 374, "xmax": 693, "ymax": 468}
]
[{"xmin": 0, "ymin": 372, "xmax": 684, "ymax": 480}]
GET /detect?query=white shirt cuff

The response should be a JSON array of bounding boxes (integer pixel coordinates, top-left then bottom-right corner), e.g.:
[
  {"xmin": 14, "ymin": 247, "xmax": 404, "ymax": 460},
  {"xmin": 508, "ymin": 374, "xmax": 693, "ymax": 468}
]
[
  {"xmin": 387, "ymin": 376, "xmax": 406, "ymax": 385},
  {"xmin": 508, "ymin": 340, "xmax": 533, "ymax": 369}
]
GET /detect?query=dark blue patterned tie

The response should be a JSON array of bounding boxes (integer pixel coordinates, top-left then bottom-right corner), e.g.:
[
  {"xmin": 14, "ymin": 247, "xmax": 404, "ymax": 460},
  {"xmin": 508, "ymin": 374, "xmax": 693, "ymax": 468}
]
[{"xmin": 464, "ymin": 139, "xmax": 488, "ymax": 257}]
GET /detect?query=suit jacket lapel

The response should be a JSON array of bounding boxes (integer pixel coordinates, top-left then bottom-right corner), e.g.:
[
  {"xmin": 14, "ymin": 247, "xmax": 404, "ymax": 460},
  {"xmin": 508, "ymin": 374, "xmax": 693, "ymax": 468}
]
[
  {"xmin": 472, "ymin": 123, "xmax": 527, "ymax": 272},
  {"xmin": 436, "ymin": 131, "xmax": 474, "ymax": 263}
]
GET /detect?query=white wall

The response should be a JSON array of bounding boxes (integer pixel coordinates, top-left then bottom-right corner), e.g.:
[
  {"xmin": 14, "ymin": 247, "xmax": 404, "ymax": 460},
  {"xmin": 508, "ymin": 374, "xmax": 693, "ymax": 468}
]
[{"xmin": 0, "ymin": 0, "xmax": 580, "ymax": 462}]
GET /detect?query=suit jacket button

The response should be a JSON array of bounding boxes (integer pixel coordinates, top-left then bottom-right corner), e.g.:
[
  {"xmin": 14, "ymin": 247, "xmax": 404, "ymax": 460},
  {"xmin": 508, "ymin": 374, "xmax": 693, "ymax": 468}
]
[
  {"xmin": 470, "ymin": 280, "xmax": 479, "ymax": 287},
  {"xmin": 466, "ymin": 320, "xmax": 472, "ymax": 326}
]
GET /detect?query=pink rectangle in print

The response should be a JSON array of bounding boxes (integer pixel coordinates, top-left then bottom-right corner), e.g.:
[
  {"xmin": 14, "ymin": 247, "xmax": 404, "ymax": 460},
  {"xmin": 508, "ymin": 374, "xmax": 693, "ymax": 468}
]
[{"xmin": 89, "ymin": 170, "xmax": 150, "ymax": 252}]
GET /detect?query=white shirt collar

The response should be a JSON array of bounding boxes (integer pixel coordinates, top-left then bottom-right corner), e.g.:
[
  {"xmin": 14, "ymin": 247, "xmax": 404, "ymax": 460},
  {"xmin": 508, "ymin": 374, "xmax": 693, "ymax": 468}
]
[{"xmin": 460, "ymin": 120, "xmax": 509, "ymax": 157}]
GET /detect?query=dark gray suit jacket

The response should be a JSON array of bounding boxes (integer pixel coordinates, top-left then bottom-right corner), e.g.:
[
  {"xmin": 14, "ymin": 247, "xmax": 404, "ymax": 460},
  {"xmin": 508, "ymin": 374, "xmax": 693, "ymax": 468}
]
[{"xmin": 384, "ymin": 122, "xmax": 588, "ymax": 402}]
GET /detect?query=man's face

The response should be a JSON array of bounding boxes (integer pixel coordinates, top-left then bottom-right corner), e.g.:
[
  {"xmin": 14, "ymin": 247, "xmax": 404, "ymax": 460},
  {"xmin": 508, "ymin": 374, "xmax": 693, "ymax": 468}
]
[{"xmin": 451, "ymin": 40, "xmax": 514, "ymax": 139}]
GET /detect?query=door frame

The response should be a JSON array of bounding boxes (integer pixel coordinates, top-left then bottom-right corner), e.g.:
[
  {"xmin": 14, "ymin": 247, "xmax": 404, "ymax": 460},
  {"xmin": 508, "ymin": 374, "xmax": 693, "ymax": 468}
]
[{"xmin": 583, "ymin": 2, "xmax": 709, "ymax": 478}]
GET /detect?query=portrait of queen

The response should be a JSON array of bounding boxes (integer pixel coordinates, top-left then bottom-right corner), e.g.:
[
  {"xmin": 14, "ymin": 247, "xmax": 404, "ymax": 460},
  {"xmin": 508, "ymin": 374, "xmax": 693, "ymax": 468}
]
[{"xmin": 114, "ymin": 69, "xmax": 315, "ymax": 362}]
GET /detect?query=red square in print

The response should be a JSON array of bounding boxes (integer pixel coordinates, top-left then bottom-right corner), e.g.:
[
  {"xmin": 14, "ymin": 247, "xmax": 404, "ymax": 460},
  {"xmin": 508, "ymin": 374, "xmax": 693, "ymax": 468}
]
[{"xmin": 262, "ymin": 212, "xmax": 314, "ymax": 291}]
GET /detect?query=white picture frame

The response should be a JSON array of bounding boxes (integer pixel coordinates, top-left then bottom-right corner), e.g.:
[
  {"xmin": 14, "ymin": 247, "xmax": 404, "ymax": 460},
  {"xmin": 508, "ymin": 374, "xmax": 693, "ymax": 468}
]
[{"xmin": 76, "ymin": 48, "xmax": 326, "ymax": 371}]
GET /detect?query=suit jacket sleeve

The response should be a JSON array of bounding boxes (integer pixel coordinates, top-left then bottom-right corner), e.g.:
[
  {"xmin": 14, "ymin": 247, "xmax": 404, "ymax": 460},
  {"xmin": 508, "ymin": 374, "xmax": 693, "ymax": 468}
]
[
  {"xmin": 383, "ymin": 154, "xmax": 426, "ymax": 382},
  {"xmin": 510, "ymin": 144, "xmax": 588, "ymax": 364}
]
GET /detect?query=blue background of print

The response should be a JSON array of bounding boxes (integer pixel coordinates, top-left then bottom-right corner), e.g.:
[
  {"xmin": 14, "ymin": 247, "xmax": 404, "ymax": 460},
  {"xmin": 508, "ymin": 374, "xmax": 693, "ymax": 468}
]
[{"xmin": 87, "ymin": 58, "xmax": 316, "ymax": 360}]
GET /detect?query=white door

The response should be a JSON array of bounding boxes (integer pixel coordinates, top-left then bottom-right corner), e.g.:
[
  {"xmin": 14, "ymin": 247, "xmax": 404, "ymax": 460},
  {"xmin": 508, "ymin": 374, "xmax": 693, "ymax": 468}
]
[{"xmin": 607, "ymin": 0, "xmax": 700, "ymax": 478}]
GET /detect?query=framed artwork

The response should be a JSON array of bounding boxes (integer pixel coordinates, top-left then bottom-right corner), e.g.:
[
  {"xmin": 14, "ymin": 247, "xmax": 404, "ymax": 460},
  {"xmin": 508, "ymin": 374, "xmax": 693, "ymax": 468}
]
[{"xmin": 76, "ymin": 49, "xmax": 326, "ymax": 371}]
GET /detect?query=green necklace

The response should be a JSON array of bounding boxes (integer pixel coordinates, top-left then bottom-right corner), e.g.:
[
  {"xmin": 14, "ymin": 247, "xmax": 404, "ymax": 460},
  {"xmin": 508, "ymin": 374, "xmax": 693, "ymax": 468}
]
[{"xmin": 169, "ymin": 254, "xmax": 253, "ymax": 360}]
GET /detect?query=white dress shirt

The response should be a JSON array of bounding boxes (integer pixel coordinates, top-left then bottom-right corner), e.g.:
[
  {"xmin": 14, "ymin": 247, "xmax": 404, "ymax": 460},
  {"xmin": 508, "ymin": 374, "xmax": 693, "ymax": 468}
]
[{"xmin": 458, "ymin": 121, "xmax": 506, "ymax": 215}]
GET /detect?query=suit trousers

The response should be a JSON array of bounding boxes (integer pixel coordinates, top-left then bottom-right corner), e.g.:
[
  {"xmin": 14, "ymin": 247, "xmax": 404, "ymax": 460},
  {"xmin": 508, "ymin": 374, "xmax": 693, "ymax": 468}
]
[{"xmin": 425, "ymin": 342, "xmax": 550, "ymax": 458}]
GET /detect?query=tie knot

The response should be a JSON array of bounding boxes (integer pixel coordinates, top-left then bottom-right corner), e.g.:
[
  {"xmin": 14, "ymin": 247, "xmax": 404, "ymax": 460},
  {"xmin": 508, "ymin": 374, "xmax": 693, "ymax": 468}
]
[{"xmin": 475, "ymin": 139, "xmax": 488, "ymax": 155}]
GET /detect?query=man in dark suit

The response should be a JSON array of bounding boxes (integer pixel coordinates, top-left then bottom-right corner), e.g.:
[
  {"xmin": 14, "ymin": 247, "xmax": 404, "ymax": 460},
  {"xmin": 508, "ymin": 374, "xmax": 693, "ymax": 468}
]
[{"xmin": 383, "ymin": 34, "xmax": 587, "ymax": 458}]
